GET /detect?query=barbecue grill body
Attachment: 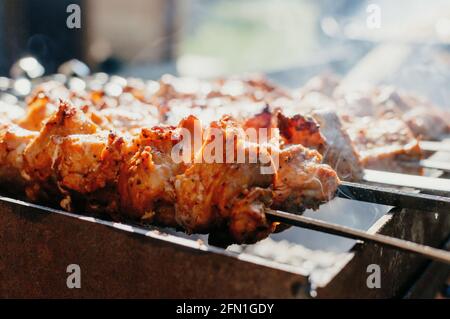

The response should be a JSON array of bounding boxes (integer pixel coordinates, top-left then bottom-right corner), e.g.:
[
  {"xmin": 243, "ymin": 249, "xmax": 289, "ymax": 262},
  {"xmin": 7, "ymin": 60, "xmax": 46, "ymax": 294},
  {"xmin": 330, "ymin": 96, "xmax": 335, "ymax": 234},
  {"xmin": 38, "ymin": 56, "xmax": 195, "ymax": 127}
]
[{"xmin": 0, "ymin": 198, "xmax": 449, "ymax": 298}]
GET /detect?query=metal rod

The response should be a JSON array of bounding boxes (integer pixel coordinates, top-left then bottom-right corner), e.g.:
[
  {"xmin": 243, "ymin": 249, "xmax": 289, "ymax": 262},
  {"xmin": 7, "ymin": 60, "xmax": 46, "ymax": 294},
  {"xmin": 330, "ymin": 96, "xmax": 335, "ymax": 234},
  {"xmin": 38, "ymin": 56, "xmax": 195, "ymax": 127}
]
[
  {"xmin": 420, "ymin": 141, "xmax": 450, "ymax": 153},
  {"xmin": 363, "ymin": 169, "xmax": 450, "ymax": 193},
  {"xmin": 400, "ymin": 159, "xmax": 450, "ymax": 173},
  {"xmin": 337, "ymin": 181, "xmax": 450, "ymax": 212},
  {"xmin": 420, "ymin": 159, "xmax": 450, "ymax": 173},
  {"xmin": 266, "ymin": 209, "xmax": 450, "ymax": 265}
]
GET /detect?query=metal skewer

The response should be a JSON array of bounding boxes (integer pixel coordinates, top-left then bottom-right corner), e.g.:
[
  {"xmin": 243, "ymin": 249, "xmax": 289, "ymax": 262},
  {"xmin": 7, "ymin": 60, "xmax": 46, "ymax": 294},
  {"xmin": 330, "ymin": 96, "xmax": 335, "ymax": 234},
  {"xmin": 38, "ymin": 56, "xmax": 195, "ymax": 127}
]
[
  {"xmin": 363, "ymin": 169, "xmax": 450, "ymax": 193},
  {"xmin": 399, "ymin": 158, "xmax": 450, "ymax": 173},
  {"xmin": 419, "ymin": 159, "xmax": 450, "ymax": 173},
  {"xmin": 266, "ymin": 209, "xmax": 450, "ymax": 265},
  {"xmin": 337, "ymin": 181, "xmax": 450, "ymax": 212},
  {"xmin": 420, "ymin": 141, "xmax": 450, "ymax": 153}
]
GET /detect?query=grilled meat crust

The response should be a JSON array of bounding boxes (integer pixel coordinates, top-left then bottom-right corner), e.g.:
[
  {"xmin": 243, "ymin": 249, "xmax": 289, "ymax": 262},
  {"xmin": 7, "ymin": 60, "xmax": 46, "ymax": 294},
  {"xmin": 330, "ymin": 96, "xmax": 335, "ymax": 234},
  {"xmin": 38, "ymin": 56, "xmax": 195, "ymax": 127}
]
[
  {"xmin": 2, "ymin": 72, "xmax": 444, "ymax": 243},
  {"xmin": 0, "ymin": 101, "xmax": 339, "ymax": 244},
  {"xmin": 0, "ymin": 123, "xmax": 38, "ymax": 188},
  {"xmin": 343, "ymin": 116, "xmax": 423, "ymax": 175}
]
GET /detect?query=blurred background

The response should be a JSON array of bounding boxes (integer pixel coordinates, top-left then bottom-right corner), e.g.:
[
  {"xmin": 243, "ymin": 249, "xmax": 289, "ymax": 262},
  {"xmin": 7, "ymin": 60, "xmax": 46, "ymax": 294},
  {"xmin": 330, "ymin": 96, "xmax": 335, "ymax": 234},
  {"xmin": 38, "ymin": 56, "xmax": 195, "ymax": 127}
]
[{"xmin": 1, "ymin": 0, "xmax": 450, "ymax": 104}]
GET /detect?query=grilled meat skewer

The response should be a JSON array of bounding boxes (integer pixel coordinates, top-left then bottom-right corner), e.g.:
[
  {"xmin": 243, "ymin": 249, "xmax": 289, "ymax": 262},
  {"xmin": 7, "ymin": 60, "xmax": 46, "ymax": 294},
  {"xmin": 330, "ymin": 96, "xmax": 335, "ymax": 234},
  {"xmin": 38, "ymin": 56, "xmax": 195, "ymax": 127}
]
[{"xmin": 0, "ymin": 101, "xmax": 339, "ymax": 244}]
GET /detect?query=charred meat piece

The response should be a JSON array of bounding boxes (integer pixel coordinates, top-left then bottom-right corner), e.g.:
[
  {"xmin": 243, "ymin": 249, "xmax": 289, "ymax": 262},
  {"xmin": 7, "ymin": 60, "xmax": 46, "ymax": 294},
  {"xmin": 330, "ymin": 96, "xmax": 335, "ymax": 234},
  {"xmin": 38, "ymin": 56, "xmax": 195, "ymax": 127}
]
[
  {"xmin": 373, "ymin": 87, "xmax": 450, "ymax": 140},
  {"xmin": 244, "ymin": 108, "xmax": 364, "ymax": 181},
  {"xmin": 0, "ymin": 123, "xmax": 38, "ymax": 188},
  {"xmin": 175, "ymin": 116, "xmax": 339, "ymax": 243},
  {"xmin": 343, "ymin": 115, "xmax": 422, "ymax": 175},
  {"xmin": 243, "ymin": 108, "xmax": 326, "ymax": 151},
  {"xmin": 118, "ymin": 120, "xmax": 191, "ymax": 226},
  {"xmin": 309, "ymin": 109, "xmax": 363, "ymax": 181}
]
